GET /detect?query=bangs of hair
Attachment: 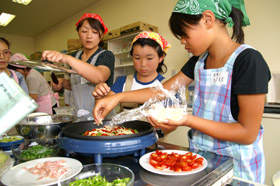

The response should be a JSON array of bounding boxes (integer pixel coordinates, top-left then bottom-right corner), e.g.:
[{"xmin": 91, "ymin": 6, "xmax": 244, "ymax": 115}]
[
  {"xmin": 130, "ymin": 38, "xmax": 167, "ymax": 74},
  {"xmin": 169, "ymin": 12, "xmax": 202, "ymax": 39},
  {"xmin": 87, "ymin": 18, "xmax": 105, "ymax": 33},
  {"xmin": 76, "ymin": 18, "xmax": 105, "ymax": 34},
  {"xmin": 130, "ymin": 38, "xmax": 163, "ymax": 56}
]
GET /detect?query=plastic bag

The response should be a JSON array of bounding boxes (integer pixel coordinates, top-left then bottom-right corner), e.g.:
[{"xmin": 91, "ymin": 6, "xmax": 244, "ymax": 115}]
[
  {"xmin": 110, "ymin": 78, "xmax": 188, "ymax": 124},
  {"xmin": 76, "ymin": 109, "xmax": 93, "ymax": 121}
]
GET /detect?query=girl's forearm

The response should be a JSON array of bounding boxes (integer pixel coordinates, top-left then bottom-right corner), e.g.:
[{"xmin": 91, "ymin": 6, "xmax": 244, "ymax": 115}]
[
  {"xmin": 65, "ymin": 55, "xmax": 109, "ymax": 84},
  {"xmin": 115, "ymin": 88, "xmax": 158, "ymax": 103},
  {"xmin": 62, "ymin": 79, "xmax": 71, "ymax": 90}
]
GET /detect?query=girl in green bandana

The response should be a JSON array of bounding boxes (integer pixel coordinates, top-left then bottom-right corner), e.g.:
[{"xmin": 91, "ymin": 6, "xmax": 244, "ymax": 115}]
[{"xmin": 93, "ymin": 0, "xmax": 270, "ymax": 183}]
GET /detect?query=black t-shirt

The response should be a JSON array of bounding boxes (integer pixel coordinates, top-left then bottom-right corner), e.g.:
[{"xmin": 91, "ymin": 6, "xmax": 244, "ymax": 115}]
[
  {"xmin": 71, "ymin": 47, "xmax": 115, "ymax": 86},
  {"xmin": 181, "ymin": 48, "xmax": 271, "ymax": 120}
]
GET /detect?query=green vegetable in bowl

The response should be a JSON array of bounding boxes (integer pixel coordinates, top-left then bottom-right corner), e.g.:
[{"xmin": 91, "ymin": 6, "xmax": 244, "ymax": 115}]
[
  {"xmin": 19, "ymin": 145, "xmax": 54, "ymax": 161},
  {"xmin": 0, "ymin": 153, "xmax": 8, "ymax": 167},
  {"xmin": 69, "ymin": 175, "xmax": 130, "ymax": 186},
  {"xmin": 0, "ymin": 136, "xmax": 22, "ymax": 143}
]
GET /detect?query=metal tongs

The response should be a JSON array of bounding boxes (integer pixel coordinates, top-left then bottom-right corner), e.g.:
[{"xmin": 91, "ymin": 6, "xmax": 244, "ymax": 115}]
[{"xmin": 7, "ymin": 60, "xmax": 77, "ymax": 74}]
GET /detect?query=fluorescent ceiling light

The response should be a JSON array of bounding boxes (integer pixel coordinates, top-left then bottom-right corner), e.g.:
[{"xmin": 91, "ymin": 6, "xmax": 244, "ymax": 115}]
[
  {"xmin": 12, "ymin": 0, "xmax": 32, "ymax": 5},
  {"xmin": 0, "ymin": 13, "xmax": 16, "ymax": 26}
]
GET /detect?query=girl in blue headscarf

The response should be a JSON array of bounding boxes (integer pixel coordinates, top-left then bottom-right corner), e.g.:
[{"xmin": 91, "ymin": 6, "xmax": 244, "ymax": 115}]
[{"xmin": 93, "ymin": 1, "xmax": 271, "ymax": 183}]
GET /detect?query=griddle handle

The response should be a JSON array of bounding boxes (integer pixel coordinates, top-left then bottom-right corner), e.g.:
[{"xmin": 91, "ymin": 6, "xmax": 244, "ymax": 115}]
[{"xmin": 156, "ymin": 129, "xmax": 164, "ymax": 138}]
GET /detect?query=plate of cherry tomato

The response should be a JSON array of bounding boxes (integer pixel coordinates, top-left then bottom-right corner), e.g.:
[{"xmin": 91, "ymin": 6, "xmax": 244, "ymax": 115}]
[{"xmin": 139, "ymin": 150, "xmax": 207, "ymax": 175}]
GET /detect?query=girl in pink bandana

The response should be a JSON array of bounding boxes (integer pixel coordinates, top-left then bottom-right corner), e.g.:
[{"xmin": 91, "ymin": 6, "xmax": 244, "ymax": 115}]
[{"xmin": 42, "ymin": 13, "xmax": 115, "ymax": 117}]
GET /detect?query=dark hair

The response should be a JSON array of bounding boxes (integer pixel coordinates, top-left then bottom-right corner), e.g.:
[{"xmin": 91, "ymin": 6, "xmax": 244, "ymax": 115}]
[
  {"xmin": 229, "ymin": 7, "xmax": 245, "ymax": 44},
  {"xmin": 0, "ymin": 37, "xmax": 10, "ymax": 48},
  {"xmin": 76, "ymin": 18, "xmax": 105, "ymax": 47},
  {"xmin": 130, "ymin": 38, "xmax": 167, "ymax": 74},
  {"xmin": 169, "ymin": 7, "xmax": 245, "ymax": 44}
]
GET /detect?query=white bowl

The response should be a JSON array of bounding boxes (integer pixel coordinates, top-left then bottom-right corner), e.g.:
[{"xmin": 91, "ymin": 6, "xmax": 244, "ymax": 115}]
[{"xmin": 273, "ymin": 171, "xmax": 280, "ymax": 186}]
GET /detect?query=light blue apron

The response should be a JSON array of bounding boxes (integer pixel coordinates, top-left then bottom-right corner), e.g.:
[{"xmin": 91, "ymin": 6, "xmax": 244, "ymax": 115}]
[
  {"xmin": 70, "ymin": 50, "xmax": 105, "ymax": 116},
  {"xmin": 189, "ymin": 44, "xmax": 265, "ymax": 183}
]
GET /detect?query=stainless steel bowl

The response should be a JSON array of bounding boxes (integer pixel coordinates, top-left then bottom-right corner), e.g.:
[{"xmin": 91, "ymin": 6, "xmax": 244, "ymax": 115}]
[{"xmin": 16, "ymin": 114, "xmax": 75, "ymax": 139}]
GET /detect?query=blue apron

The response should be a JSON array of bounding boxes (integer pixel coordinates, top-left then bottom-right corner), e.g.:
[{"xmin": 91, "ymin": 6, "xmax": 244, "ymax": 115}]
[
  {"xmin": 70, "ymin": 50, "xmax": 105, "ymax": 116},
  {"xmin": 189, "ymin": 44, "xmax": 265, "ymax": 183}
]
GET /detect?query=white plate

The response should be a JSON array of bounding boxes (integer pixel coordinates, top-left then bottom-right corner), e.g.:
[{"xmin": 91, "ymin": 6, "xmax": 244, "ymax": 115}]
[
  {"xmin": 139, "ymin": 150, "xmax": 207, "ymax": 176},
  {"xmin": 1, "ymin": 157, "xmax": 83, "ymax": 186}
]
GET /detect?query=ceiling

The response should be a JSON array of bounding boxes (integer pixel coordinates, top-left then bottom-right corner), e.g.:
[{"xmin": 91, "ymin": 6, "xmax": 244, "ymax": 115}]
[{"xmin": 0, "ymin": 0, "xmax": 100, "ymax": 37}]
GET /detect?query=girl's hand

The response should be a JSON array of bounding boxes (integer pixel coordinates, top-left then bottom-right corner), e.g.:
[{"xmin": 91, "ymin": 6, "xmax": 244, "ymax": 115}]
[
  {"xmin": 42, "ymin": 50, "xmax": 68, "ymax": 64},
  {"xmin": 92, "ymin": 83, "xmax": 110, "ymax": 100},
  {"xmin": 51, "ymin": 78, "xmax": 63, "ymax": 91},
  {"xmin": 147, "ymin": 116, "xmax": 178, "ymax": 135},
  {"xmin": 147, "ymin": 114, "xmax": 189, "ymax": 127},
  {"xmin": 93, "ymin": 95, "xmax": 118, "ymax": 123}
]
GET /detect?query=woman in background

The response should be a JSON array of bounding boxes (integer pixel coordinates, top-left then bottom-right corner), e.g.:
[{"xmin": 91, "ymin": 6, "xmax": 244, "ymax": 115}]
[
  {"xmin": 0, "ymin": 37, "xmax": 29, "ymax": 94},
  {"xmin": 9, "ymin": 53, "xmax": 59, "ymax": 115}
]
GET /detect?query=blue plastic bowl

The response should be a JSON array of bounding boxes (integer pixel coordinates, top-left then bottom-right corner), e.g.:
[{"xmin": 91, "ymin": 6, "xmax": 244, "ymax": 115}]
[{"xmin": 0, "ymin": 136, "xmax": 24, "ymax": 151}]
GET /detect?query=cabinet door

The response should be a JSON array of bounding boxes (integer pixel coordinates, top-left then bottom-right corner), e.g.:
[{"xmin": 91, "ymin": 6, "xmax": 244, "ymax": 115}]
[{"xmin": 105, "ymin": 32, "xmax": 141, "ymax": 81}]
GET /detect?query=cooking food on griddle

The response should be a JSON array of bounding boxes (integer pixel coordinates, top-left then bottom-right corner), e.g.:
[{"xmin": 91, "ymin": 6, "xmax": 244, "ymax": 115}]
[{"xmin": 83, "ymin": 125, "xmax": 138, "ymax": 136}]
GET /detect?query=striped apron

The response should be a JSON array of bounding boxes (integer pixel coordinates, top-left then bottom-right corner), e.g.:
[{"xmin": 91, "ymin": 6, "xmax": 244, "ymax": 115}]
[{"xmin": 189, "ymin": 44, "xmax": 265, "ymax": 183}]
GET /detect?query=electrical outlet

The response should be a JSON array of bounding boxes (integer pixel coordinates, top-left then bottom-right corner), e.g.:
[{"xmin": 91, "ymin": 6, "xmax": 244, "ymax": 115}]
[{"xmin": 171, "ymin": 69, "xmax": 176, "ymax": 76}]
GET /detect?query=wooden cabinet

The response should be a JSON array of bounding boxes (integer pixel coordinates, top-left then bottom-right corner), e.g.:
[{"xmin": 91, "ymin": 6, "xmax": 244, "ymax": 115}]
[{"xmin": 105, "ymin": 32, "xmax": 140, "ymax": 80}]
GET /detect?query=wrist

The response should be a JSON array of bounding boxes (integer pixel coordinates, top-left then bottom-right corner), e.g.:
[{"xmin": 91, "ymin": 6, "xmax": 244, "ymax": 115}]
[
  {"xmin": 185, "ymin": 114, "xmax": 193, "ymax": 127},
  {"xmin": 116, "ymin": 92, "xmax": 127, "ymax": 103}
]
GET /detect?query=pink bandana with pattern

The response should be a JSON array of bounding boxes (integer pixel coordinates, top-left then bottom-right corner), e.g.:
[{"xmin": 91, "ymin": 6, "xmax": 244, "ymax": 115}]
[
  {"xmin": 76, "ymin": 13, "xmax": 108, "ymax": 34},
  {"xmin": 132, "ymin": 31, "xmax": 171, "ymax": 53}
]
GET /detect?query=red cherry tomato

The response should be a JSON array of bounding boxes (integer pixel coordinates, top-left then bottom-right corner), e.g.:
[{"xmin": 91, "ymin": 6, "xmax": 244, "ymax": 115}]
[
  {"xmin": 150, "ymin": 159, "xmax": 158, "ymax": 167},
  {"xmin": 156, "ymin": 150, "xmax": 162, "ymax": 155},
  {"xmin": 183, "ymin": 166, "xmax": 192, "ymax": 171},
  {"xmin": 192, "ymin": 163, "xmax": 200, "ymax": 169},
  {"xmin": 148, "ymin": 150, "xmax": 204, "ymax": 173},
  {"xmin": 174, "ymin": 167, "xmax": 182, "ymax": 172}
]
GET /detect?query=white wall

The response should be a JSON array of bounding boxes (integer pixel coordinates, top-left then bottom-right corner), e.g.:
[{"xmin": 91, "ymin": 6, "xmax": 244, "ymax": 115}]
[
  {"xmin": 262, "ymin": 116, "xmax": 280, "ymax": 186},
  {"xmin": 0, "ymin": 33, "xmax": 34, "ymax": 57},
  {"xmin": 244, "ymin": 0, "xmax": 280, "ymax": 71}
]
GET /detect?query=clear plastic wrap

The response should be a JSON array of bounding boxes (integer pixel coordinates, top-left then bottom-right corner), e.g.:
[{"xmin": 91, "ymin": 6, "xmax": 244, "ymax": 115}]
[{"xmin": 110, "ymin": 79, "xmax": 188, "ymax": 124}]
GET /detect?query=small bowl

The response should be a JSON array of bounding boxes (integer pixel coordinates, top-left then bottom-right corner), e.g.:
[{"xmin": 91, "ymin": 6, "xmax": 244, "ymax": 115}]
[
  {"xmin": 273, "ymin": 170, "xmax": 280, "ymax": 186},
  {"xmin": 16, "ymin": 114, "xmax": 75, "ymax": 139},
  {"xmin": 54, "ymin": 106, "xmax": 75, "ymax": 115},
  {"xmin": 60, "ymin": 163, "xmax": 135, "ymax": 186},
  {"xmin": 12, "ymin": 138, "xmax": 60, "ymax": 162},
  {"xmin": 0, "ymin": 135, "xmax": 24, "ymax": 151}
]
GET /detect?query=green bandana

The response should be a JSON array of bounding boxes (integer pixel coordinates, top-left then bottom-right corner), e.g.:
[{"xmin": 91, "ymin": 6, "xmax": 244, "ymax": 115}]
[{"xmin": 173, "ymin": 0, "xmax": 250, "ymax": 27}]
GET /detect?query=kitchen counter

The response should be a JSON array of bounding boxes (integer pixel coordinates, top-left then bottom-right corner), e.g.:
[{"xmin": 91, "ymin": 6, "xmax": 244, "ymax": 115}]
[{"xmin": 67, "ymin": 141, "xmax": 234, "ymax": 186}]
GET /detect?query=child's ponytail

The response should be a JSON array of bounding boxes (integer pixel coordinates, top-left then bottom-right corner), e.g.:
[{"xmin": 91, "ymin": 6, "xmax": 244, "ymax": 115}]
[{"xmin": 229, "ymin": 7, "xmax": 245, "ymax": 44}]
